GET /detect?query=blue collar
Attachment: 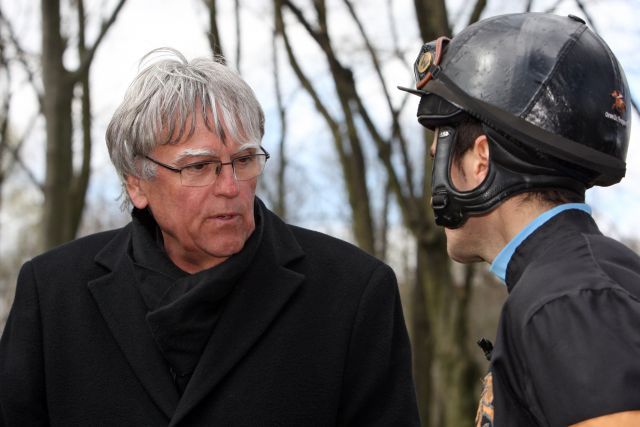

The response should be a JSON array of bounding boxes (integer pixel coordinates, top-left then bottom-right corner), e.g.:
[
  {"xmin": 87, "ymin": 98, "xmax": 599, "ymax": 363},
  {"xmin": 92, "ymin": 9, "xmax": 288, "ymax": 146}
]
[{"xmin": 489, "ymin": 203, "xmax": 592, "ymax": 282}]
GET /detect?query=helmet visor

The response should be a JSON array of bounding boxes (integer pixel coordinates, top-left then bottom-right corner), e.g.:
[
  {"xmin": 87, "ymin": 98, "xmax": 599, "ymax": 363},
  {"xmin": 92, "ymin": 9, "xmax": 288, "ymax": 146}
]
[{"xmin": 417, "ymin": 93, "xmax": 465, "ymax": 130}]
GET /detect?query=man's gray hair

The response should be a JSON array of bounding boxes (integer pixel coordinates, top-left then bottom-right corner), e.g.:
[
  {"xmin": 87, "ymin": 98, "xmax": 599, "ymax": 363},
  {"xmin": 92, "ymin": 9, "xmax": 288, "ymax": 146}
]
[{"xmin": 105, "ymin": 47, "xmax": 265, "ymax": 207}]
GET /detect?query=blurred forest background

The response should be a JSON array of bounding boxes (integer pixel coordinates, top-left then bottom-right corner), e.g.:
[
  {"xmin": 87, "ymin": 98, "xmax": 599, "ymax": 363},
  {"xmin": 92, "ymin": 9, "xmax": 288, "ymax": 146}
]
[{"xmin": 1, "ymin": 0, "xmax": 639, "ymax": 426}]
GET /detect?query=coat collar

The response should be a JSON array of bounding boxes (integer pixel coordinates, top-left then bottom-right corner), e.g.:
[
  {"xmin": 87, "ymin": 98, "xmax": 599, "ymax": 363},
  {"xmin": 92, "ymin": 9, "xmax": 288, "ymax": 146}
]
[
  {"xmin": 505, "ymin": 208, "xmax": 600, "ymax": 290},
  {"xmin": 88, "ymin": 200, "xmax": 305, "ymax": 424},
  {"xmin": 88, "ymin": 224, "xmax": 180, "ymax": 418}
]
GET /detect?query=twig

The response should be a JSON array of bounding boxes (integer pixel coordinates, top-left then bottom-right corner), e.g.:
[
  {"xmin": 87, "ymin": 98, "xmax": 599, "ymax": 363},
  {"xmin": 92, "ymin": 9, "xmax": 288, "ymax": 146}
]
[
  {"xmin": 342, "ymin": 0, "xmax": 416, "ymax": 200},
  {"xmin": 0, "ymin": 6, "xmax": 43, "ymax": 107},
  {"xmin": 573, "ymin": 0, "xmax": 640, "ymax": 116},
  {"xmin": 74, "ymin": 0, "xmax": 128, "ymax": 79}
]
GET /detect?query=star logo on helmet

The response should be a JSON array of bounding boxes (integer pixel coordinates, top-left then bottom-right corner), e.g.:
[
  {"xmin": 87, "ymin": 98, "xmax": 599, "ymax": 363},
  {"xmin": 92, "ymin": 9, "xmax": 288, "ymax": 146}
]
[{"xmin": 610, "ymin": 90, "xmax": 626, "ymax": 114}]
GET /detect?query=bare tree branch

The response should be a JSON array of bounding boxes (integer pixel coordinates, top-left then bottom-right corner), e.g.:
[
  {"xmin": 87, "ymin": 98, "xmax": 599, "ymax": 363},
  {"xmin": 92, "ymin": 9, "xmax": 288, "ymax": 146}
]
[
  {"xmin": 275, "ymin": 1, "xmax": 339, "ymax": 141},
  {"xmin": 203, "ymin": 0, "xmax": 225, "ymax": 58},
  {"xmin": 387, "ymin": 0, "xmax": 402, "ymax": 59},
  {"xmin": 414, "ymin": 0, "xmax": 451, "ymax": 40},
  {"xmin": 544, "ymin": 0, "xmax": 565, "ymax": 13},
  {"xmin": 279, "ymin": 0, "xmax": 377, "ymax": 254},
  {"xmin": 0, "ymin": 6, "xmax": 44, "ymax": 107},
  {"xmin": 4, "ymin": 113, "xmax": 45, "ymax": 191},
  {"xmin": 0, "ymin": 34, "xmax": 11, "ymax": 160},
  {"xmin": 275, "ymin": 0, "xmax": 345, "ymax": 182},
  {"xmin": 350, "ymin": 85, "xmax": 426, "ymax": 231},
  {"xmin": 8, "ymin": 148, "xmax": 44, "ymax": 192},
  {"xmin": 74, "ymin": 0, "xmax": 127, "ymax": 79},
  {"xmin": 342, "ymin": 0, "xmax": 417, "ymax": 201},
  {"xmin": 0, "ymin": 32, "xmax": 11, "ymax": 229},
  {"xmin": 526, "ymin": 0, "xmax": 534, "ymax": 12},
  {"xmin": 235, "ymin": 0, "xmax": 241, "ymax": 72},
  {"xmin": 574, "ymin": 0, "xmax": 599, "ymax": 32},
  {"xmin": 384, "ymin": 0, "xmax": 418, "ymax": 133},
  {"xmin": 573, "ymin": 0, "xmax": 640, "ymax": 116},
  {"xmin": 467, "ymin": 0, "xmax": 487, "ymax": 26},
  {"xmin": 284, "ymin": 0, "xmax": 424, "ymax": 242},
  {"xmin": 70, "ymin": 0, "xmax": 93, "ymax": 235},
  {"xmin": 386, "ymin": 8, "xmax": 413, "ymax": 77},
  {"xmin": 271, "ymin": 22, "xmax": 287, "ymax": 219},
  {"xmin": 0, "ymin": 11, "xmax": 42, "ymax": 192},
  {"xmin": 277, "ymin": 1, "xmax": 350, "ymax": 190},
  {"xmin": 281, "ymin": 0, "xmax": 323, "ymax": 46},
  {"xmin": 379, "ymin": 178, "xmax": 391, "ymax": 261}
]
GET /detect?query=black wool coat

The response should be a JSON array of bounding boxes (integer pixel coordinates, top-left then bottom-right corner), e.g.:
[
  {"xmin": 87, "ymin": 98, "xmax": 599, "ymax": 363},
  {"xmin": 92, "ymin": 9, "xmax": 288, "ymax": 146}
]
[{"xmin": 0, "ymin": 205, "xmax": 419, "ymax": 426}]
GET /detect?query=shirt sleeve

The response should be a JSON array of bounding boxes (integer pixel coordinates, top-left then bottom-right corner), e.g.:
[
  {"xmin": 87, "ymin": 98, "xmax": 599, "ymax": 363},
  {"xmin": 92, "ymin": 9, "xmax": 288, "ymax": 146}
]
[
  {"xmin": 522, "ymin": 288, "xmax": 640, "ymax": 426},
  {"xmin": 0, "ymin": 261, "xmax": 49, "ymax": 426},
  {"xmin": 336, "ymin": 263, "xmax": 420, "ymax": 427}
]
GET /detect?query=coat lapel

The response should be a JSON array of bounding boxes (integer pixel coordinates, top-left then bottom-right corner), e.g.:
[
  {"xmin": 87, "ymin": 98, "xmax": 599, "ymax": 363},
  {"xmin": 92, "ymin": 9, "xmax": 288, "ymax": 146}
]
[
  {"xmin": 170, "ymin": 208, "xmax": 306, "ymax": 426},
  {"xmin": 87, "ymin": 227, "xmax": 179, "ymax": 419}
]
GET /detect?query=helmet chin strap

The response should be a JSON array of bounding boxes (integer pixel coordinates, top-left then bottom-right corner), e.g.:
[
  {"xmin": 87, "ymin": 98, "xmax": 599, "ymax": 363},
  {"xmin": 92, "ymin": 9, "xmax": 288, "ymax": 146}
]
[{"xmin": 431, "ymin": 126, "xmax": 586, "ymax": 229}]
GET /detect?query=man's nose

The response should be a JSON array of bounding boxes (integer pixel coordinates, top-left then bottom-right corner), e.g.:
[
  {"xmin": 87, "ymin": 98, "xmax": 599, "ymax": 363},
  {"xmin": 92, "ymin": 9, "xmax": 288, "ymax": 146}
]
[{"xmin": 213, "ymin": 162, "xmax": 239, "ymax": 196}]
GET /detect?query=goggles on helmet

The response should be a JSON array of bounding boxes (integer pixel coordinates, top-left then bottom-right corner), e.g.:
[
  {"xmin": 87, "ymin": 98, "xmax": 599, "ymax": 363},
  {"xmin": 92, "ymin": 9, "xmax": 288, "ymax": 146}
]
[{"xmin": 414, "ymin": 36, "xmax": 449, "ymax": 90}]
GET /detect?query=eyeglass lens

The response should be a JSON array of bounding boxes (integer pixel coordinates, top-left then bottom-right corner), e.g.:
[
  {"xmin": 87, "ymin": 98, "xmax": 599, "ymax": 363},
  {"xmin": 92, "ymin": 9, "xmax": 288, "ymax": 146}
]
[{"xmin": 180, "ymin": 154, "xmax": 267, "ymax": 187}]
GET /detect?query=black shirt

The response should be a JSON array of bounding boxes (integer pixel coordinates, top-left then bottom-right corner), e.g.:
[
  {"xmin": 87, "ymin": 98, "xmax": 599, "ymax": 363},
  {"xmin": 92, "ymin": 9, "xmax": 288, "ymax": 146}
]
[{"xmin": 478, "ymin": 210, "xmax": 640, "ymax": 426}]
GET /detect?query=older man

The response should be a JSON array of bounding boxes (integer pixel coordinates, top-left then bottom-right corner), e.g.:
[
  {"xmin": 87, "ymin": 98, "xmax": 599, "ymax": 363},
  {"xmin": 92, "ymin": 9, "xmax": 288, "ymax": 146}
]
[{"xmin": 0, "ymin": 48, "xmax": 419, "ymax": 426}]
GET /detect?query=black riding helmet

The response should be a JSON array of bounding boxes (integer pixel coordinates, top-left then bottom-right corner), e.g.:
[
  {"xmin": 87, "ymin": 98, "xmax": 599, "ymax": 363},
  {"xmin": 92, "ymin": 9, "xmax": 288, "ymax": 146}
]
[{"xmin": 399, "ymin": 13, "xmax": 631, "ymax": 228}]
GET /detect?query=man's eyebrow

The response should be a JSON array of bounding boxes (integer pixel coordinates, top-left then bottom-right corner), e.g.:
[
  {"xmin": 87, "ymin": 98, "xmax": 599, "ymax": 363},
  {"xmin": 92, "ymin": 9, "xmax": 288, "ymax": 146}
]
[
  {"xmin": 236, "ymin": 142, "xmax": 260, "ymax": 153},
  {"xmin": 174, "ymin": 148, "xmax": 217, "ymax": 163}
]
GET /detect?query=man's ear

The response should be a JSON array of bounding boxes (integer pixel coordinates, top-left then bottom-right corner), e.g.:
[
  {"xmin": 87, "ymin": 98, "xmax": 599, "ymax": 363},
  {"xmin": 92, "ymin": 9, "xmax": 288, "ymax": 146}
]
[
  {"xmin": 472, "ymin": 135, "xmax": 490, "ymax": 183},
  {"xmin": 125, "ymin": 175, "xmax": 149, "ymax": 209}
]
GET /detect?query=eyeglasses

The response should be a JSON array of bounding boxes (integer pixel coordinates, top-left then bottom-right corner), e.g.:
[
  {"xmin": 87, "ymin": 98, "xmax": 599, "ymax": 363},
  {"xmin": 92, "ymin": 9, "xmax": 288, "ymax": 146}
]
[
  {"xmin": 145, "ymin": 147, "xmax": 270, "ymax": 187},
  {"xmin": 414, "ymin": 36, "xmax": 450, "ymax": 90}
]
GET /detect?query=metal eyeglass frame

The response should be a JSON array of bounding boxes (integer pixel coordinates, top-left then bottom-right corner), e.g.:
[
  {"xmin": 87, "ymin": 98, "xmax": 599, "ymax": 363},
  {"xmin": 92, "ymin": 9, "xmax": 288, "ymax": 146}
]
[{"xmin": 144, "ymin": 146, "xmax": 270, "ymax": 186}]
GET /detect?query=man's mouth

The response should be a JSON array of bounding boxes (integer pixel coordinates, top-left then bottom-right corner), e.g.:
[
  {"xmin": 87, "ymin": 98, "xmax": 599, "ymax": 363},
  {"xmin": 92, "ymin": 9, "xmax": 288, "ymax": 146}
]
[{"xmin": 213, "ymin": 213, "xmax": 239, "ymax": 221}]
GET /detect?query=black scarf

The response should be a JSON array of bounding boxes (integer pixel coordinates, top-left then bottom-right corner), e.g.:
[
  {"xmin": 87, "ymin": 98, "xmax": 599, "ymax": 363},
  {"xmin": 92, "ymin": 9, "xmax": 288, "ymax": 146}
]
[{"xmin": 129, "ymin": 202, "xmax": 264, "ymax": 395}]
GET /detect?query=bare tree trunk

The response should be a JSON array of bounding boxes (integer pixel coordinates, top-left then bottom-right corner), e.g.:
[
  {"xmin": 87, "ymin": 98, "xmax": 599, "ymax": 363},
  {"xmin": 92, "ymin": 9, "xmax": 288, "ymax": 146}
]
[
  {"xmin": 413, "ymin": 0, "xmax": 451, "ymax": 39},
  {"xmin": 0, "ymin": 7, "xmax": 45, "ymax": 225},
  {"xmin": 408, "ymin": 3, "xmax": 489, "ymax": 425},
  {"xmin": 42, "ymin": 0, "xmax": 74, "ymax": 249},
  {"xmin": 378, "ymin": 179, "xmax": 391, "ymax": 261},
  {"xmin": 205, "ymin": 0, "xmax": 225, "ymax": 58},
  {"xmin": 271, "ymin": 22, "xmax": 287, "ymax": 220},
  {"xmin": 0, "ymin": 35, "xmax": 9, "ymax": 246},
  {"xmin": 40, "ymin": 0, "xmax": 127, "ymax": 250},
  {"xmin": 70, "ymin": 0, "xmax": 93, "ymax": 237},
  {"xmin": 234, "ymin": 0, "xmax": 241, "ymax": 72},
  {"xmin": 407, "ymin": 224, "xmax": 480, "ymax": 427},
  {"xmin": 277, "ymin": 0, "xmax": 376, "ymax": 255},
  {"xmin": 468, "ymin": 0, "xmax": 487, "ymax": 26},
  {"xmin": 410, "ymin": 247, "xmax": 433, "ymax": 425}
]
